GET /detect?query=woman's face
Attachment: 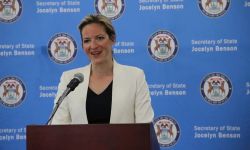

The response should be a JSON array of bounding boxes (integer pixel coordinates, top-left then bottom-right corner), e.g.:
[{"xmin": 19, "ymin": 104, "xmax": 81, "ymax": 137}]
[{"xmin": 81, "ymin": 23, "xmax": 114, "ymax": 65}]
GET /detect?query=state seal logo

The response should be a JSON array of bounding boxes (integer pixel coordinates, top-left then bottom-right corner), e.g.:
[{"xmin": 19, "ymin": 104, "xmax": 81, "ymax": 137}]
[
  {"xmin": 0, "ymin": 76, "xmax": 26, "ymax": 107},
  {"xmin": 148, "ymin": 30, "xmax": 178, "ymax": 62},
  {"xmin": 95, "ymin": 0, "xmax": 125, "ymax": 20},
  {"xmin": 0, "ymin": 0, "xmax": 22, "ymax": 23},
  {"xmin": 153, "ymin": 116, "xmax": 180, "ymax": 147},
  {"xmin": 48, "ymin": 33, "xmax": 77, "ymax": 64},
  {"xmin": 198, "ymin": 0, "xmax": 230, "ymax": 17},
  {"xmin": 201, "ymin": 72, "xmax": 232, "ymax": 104}
]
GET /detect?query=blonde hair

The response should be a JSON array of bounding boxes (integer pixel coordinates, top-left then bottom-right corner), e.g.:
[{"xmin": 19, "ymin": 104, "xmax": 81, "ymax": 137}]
[{"xmin": 78, "ymin": 14, "xmax": 116, "ymax": 42}]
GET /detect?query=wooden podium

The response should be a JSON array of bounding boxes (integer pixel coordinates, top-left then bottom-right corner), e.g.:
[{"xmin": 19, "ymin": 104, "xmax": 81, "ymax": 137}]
[{"xmin": 26, "ymin": 123, "xmax": 160, "ymax": 150}]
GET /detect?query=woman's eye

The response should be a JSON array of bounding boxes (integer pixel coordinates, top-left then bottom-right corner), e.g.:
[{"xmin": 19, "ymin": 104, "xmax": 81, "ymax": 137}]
[
  {"xmin": 97, "ymin": 36, "xmax": 105, "ymax": 41},
  {"xmin": 83, "ymin": 39, "xmax": 90, "ymax": 43}
]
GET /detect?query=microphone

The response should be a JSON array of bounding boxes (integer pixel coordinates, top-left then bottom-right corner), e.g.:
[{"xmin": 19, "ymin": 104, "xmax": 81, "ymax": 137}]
[
  {"xmin": 46, "ymin": 73, "xmax": 84, "ymax": 125},
  {"xmin": 64, "ymin": 73, "xmax": 84, "ymax": 96}
]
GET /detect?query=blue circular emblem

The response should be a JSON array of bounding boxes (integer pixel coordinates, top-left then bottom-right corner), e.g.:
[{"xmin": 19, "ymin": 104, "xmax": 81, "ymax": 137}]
[
  {"xmin": 198, "ymin": 0, "xmax": 230, "ymax": 17},
  {"xmin": 0, "ymin": 0, "xmax": 22, "ymax": 23},
  {"xmin": 148, "ymin": 30, "xmax": 178, "ymax": 62},
  {"xmin": 0, "ymin": 76, "xmax": 26, "ymax": 107},
  {"xmin": 95, "ymin": 0, "xmax": 125, "ymax": 20},
  {"xmin": 201, "ymin": 72, "xmax": 232, "ymax": 104},
  {"xmin": 48, "ymin": 33, "xmax": 77, "ymax": 64},
  {"xmin": 153, "ymin": 115, "xmax": 180, "ymax": 147}
]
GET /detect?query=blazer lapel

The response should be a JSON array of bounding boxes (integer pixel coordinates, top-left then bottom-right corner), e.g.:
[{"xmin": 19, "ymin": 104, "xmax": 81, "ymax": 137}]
[
  {"xmin": 110, "ymin": 60, "xmax": 120, "ymax": 123},
  {"xmin": 71, "ymin": 64, "xmax": 91, "ymax": 124}
]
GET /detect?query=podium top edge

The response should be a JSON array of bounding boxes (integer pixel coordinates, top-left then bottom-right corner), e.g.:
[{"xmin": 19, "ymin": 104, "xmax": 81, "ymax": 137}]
[{"xmin": 27, "ymin": 123, "xmax": 153, "ymax": 127}]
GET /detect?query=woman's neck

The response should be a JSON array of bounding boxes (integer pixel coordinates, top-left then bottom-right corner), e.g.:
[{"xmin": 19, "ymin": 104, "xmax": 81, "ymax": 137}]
[{"xmin": 91, "ymin": 60, "xmax": 113, "ymax": 77}]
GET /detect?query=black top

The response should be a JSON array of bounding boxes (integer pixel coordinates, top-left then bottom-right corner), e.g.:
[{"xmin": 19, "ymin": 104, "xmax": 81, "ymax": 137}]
[{"xmin": 86, "ymin": 81, "xmax": 112, "ymax": 124}]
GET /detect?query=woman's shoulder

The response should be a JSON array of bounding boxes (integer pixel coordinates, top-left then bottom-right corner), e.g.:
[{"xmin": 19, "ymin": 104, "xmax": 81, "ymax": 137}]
[
  {"xmin": 62, "ymin": 64, "xmax": 90, "ymax": 77},
  {"xmin": 115, "ymin": 62, "xmax": 144, "ymax": 76}
]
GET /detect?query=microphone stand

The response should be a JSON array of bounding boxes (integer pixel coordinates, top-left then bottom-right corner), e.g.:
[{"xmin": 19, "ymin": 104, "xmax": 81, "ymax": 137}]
[{"xmin": 46, "ymin": 88, "xmax": 71, "ymax": 125}]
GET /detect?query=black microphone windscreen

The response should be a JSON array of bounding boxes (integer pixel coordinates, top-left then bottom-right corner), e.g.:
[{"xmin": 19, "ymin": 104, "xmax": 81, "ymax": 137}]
[
  {"xmin": 67, "ymin": 73, "xmax": 84, "ymax": 91},
  {"xmin": 74, "ymin": 73, "xmax": 84, "ymax": 83}
]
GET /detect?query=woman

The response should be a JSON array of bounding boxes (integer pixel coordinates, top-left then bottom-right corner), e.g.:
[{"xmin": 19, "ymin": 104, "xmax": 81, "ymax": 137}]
[{"xmin": 51, "ymin": 14, "xmax": 154, "ymax": 124}]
